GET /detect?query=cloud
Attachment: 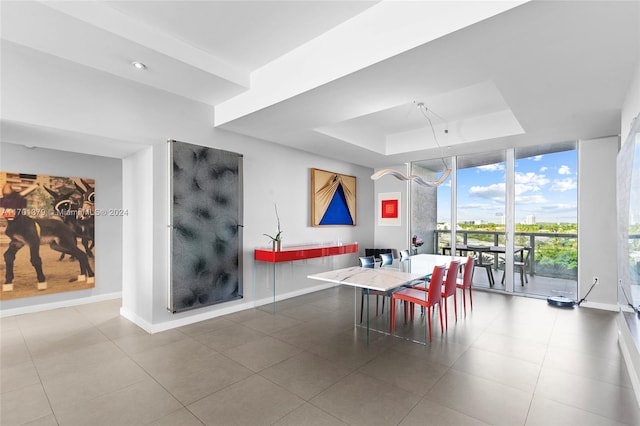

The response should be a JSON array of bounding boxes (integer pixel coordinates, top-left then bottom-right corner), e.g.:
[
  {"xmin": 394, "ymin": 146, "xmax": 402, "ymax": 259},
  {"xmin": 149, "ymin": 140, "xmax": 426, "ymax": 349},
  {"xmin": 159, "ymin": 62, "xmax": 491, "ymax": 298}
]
[
  {"xmin": 550, "ymin": 178, "xmax": 576, "ymax": 192},
  {"xmin": 515, "ymin": 184, "xmax": 538, "ymax": 195},
  {"xmin": 470, "ymin": 173, "xmax": 550, "ymax": 200},
  {"xmin": 515, "ymin": 171, "xmax": 549, "ymax": 187},
  {"xmin": 457, "ymin": 202, "xmax": 503, "ymax": 220},
  {"xmin": 543, "ymin": 203, "xmax": 578, "ymax": 216},
  {"xmin": 458, "ymin": 202, "xmax": 496, "ymax": 210},
  {"xmin": 514, "ymin": 172, "xmax": 549, "ymax": 196},
  {"xmin": 469, "ymin": 183, "xmax": 505, "ymax": 201},
  {"xmin": 516, "ymin": 194, "xmax": 547, "ymax": 204},
  {"xmin": 539, "ymin": 166, "xmax": 548, "ymax": 172},
  {"xmin": 558, "ymin": 165, "xmax": 571, "ymax": 175},
  {"xmin": 532, "ymin": 155, "xmax": 544, "ymax": 161},
  {"xmin": 552, "ymin": 203, "xmax": 576, "ymax": 210},
  {"xmin": 477, "ymin": 164, "xmax": 505, "ymax": 172}
]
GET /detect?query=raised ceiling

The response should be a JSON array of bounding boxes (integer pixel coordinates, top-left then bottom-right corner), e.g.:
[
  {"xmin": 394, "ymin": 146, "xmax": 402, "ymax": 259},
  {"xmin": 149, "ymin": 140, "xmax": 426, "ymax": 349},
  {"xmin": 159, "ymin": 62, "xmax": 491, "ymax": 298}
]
[{"xmin": 1, "ymin": 1, "xmax": 639, "ymax": 167}]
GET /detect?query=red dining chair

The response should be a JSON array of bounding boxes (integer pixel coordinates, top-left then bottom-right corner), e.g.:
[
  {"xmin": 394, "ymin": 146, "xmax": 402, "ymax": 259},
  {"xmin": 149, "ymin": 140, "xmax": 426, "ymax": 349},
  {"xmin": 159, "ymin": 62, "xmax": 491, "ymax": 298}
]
[
  {"xmin": 391, "ymin": 265, "xmax": 445, "ymax": 342},
  {"xmin": 407, "ymin": 260, "xmax": 459, "ymax": 328},
  {"xmin": 441, "ymin": 260, "xmax": 460, "ymax": 329},
  {"xmin": 456, "ymin": 256, "xmax": 475, "ymax": 316}
]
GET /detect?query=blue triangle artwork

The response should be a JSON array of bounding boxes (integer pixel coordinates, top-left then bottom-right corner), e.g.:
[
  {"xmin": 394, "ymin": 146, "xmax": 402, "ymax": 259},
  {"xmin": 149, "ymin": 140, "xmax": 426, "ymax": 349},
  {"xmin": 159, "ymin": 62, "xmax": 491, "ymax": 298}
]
[
  {"xmin": 320, "ymin": 183, "xmax": 353, "ymax": 225},
  {"xmin": 311, "ymin": 168, "xmax": 356, "ymax": 226}
]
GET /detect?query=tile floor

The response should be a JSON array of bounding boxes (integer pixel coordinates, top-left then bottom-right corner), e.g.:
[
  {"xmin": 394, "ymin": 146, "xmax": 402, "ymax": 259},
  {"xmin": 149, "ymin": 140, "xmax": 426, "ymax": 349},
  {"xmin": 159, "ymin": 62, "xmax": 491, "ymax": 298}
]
[{"xmin": 2, "ymin": 286, "xmax": 640, "ymax": 426}]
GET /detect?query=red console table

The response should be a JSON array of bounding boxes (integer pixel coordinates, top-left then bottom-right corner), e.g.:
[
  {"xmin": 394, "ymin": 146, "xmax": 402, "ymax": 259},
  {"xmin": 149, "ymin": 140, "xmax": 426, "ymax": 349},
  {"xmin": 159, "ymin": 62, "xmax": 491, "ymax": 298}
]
[
  {"xmin": 255, "ymin": 243, "xmax": 358, "ymax": 263},
  {"xmin": 254, "ymin": 242, "xmax": 358, "ymax": 312}
]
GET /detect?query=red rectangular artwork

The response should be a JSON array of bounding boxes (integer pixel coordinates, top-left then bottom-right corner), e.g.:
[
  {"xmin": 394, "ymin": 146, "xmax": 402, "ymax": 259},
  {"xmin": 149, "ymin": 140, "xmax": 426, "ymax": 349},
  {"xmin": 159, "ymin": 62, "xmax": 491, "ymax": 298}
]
[{"xmin": 381, "ymin": 199, "xmax": 398, "ymax": 218}]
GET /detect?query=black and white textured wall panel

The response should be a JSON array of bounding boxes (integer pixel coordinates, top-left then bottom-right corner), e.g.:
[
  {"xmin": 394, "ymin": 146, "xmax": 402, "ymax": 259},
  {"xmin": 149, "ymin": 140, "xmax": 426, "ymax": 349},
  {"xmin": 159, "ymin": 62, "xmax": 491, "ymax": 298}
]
[{"xmin": 170, "ymin": 140, "xmax": 243, "ymax": 313}]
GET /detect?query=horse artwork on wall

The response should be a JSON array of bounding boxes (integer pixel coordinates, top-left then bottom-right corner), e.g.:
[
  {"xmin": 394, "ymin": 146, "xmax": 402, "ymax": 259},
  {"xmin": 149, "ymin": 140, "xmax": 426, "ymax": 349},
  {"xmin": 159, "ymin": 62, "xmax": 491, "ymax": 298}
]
[{"xmin": 0, "ymin": 172, "xmax": 96, "ymax": 300}]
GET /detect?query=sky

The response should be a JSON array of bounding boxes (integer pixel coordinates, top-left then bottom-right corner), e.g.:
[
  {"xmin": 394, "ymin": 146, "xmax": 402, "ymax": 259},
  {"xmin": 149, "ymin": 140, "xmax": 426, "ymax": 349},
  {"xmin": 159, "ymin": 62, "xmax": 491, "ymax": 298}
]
[{"xmin": 438, "ymin": 149, "xmax": 578, "ymax": 224}]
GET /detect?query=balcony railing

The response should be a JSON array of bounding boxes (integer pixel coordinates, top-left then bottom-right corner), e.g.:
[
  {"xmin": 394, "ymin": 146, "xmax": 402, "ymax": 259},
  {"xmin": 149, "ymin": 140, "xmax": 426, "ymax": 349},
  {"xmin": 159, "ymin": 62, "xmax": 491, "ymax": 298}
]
[{"xmin": 434, "ymin": 229, "xmax": 578, "ymax": 280}]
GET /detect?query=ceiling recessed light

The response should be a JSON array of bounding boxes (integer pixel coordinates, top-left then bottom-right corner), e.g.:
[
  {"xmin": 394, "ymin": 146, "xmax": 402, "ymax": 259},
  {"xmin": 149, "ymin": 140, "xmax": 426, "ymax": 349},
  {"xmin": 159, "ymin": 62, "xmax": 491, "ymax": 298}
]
[{"xmin": 131, "ymin": 61, "xmax": 147, "ymax": 70}]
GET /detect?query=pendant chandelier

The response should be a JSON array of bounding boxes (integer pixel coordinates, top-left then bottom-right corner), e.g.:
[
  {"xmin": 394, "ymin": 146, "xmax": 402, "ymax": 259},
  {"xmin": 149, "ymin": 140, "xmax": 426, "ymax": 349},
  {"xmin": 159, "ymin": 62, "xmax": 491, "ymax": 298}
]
[{"xmin": 371, "ymin": 102, "xmax": 451, "ymax": 187}]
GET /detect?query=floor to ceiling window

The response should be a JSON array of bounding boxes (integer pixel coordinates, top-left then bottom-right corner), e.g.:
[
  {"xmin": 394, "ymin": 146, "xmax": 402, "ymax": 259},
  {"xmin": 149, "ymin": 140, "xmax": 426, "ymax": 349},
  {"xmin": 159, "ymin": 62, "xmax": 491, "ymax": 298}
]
[
  {"xmin": 618, "ymin": 118, "xmax": 640, "ymax": 311},
  {"xmin": 513, "ymin": 144, "xmax": 578, "ymax": 299},
  {"xmin": 455, "ymin": 152, "xmax": 507, "ymax": 291},
  {"xmin": 411, "ymin": 143, "xmax": 578, "ymax": 300}
]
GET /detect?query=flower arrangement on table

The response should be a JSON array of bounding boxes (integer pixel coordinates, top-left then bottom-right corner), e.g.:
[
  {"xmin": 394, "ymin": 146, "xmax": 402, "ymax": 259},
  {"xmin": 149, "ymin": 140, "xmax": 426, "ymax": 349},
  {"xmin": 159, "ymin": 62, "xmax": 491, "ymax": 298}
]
[
  {"xmin": 411, "ymin": 235, "xmax": 424, "ymax": 254},
  {"xmin": 263, "ymin": 204, "xmax": 282, "ymax": 251}
]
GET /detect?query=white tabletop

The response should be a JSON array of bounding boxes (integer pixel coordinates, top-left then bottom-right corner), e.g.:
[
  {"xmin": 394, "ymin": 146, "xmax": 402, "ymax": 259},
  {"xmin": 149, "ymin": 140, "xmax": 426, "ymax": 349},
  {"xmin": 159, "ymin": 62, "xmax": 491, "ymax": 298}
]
[
  {"xmin": 307, "ymin": 266, "xmax": 426, "ymax": 292},
  {"xmin": 401, "ymin": 254, "xmax": 468, "ymax": 275},
  {"xmin": 307, "ymin": 254, "xmax": 468, "ymax": 292}
]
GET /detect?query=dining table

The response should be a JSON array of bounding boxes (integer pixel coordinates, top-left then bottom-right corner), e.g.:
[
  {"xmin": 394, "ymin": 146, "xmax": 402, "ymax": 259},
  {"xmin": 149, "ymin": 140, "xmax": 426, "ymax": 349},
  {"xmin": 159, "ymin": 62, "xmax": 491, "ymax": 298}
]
[
  {"xmin": 307, "ymin": 253, "xmax": 467, "ymax": 344},
  {"xmin": 441, "ymin": 245, "xmax": 528, "ymax": 283},
  {"xmin": 441, "ymin": 244, "xmax": 525, "ymax": 258}
]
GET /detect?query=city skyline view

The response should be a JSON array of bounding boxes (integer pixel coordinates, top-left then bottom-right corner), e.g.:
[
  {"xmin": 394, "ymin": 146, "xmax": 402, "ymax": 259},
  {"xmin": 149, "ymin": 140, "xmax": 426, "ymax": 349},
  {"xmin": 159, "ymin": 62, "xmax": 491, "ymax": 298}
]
[{"xmin": 438, "ymin": 149, "xmax": 578, "ymax": 224}]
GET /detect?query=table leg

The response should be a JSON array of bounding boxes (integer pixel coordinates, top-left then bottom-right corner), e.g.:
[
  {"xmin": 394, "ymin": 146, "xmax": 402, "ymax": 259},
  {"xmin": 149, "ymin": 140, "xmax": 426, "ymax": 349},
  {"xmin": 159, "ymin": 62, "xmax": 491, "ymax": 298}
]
[
  {"xmin": 366, "ymin": 288, "xmax": 370, "ymax": 344},
  {"xmin": 353, "ymin": 286, "xmax": 357, "ymax": 325}
]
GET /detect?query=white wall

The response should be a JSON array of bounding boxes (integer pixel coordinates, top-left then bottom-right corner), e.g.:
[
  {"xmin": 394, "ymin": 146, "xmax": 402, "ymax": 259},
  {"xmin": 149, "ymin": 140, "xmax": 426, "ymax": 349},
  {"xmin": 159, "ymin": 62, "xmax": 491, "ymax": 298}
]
[
  {"xmin": 0, "ymin": 143, "xmax": 123, "ymax": 313},
  {"xmin": 121, "ymin": 146, "xmax": 153, "ymax": 328},
  {"xmin": 120, "ymin": 132, "xmax": 374, "ymax": 332},
  {"xmin": 578, "ymin": 136, "xmax": 619, "ymax": 309},
  {"xmin": 1, "ymin": 129, "xmax": 374, "ymax": 329},
  {"xmin": 373, "ymin": 164, "xmax": 410, "ymax": 255},
  {"xmin": 1, "ymin": 42, "xmax": 375, "ymax": 329}
]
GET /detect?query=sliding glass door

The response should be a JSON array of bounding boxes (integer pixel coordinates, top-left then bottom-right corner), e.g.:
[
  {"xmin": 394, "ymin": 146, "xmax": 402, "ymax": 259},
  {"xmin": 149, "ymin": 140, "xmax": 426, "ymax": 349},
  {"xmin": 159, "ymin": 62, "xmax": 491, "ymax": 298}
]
[
  {"xmin": 513, "ymin": 144, "xmax": 578, "ymax": 299},
  {"xmin": 456, "ymin": 152, "xmax": 507, "ymax": 291},
  {"xmin": 411, "ymin": 143, "xmax": 578, "ymax": 299}
]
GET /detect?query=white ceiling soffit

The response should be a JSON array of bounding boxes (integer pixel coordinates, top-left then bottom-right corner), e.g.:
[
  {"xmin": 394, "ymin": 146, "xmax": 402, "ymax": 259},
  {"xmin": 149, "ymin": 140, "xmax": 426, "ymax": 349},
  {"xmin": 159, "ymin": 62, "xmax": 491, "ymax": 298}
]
[
  {"xmin": 1, "ymin": 0, "xmax": 382, "ymax": 107},
  {"xmin": 216, "ymin": 0, "xmax": 639, "ymax": 167},
  {"xmin": 0, "ymin": 119, "xmax": 147, "ymax": 158},
  {"xmin": 105, "ymin": 0, "xmax": 381, "ymax": 71},
  {"xmin": 1, "ymin": 1, "xmax": 637, "ymax": 167},
  {"xmin": 315, "ymin": 81, "xmax": 524, "ymax": 155},
  {"xmin": 213, "ymin": 0, "xmax": 527, "ymax": 126},
  {"xmin": 1, "ymin": 0, "xmax": 249, "ymax": 105}
]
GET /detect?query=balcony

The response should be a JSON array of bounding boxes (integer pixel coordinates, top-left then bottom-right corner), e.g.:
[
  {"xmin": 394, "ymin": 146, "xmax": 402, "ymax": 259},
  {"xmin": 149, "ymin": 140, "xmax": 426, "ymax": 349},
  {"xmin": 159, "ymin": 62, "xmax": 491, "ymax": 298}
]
[{"xmin": 434, "ymin": 229, "xmax": 578, "ymax": 300}]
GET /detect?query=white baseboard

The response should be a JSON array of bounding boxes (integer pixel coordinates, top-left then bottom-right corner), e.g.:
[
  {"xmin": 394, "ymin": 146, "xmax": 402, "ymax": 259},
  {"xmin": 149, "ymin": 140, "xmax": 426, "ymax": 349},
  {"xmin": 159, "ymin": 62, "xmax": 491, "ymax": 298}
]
[
  {"xmin": 253, "ymin": 282, "xmax": 337, "ymax": 308},
  {"xmin": 0, "ymin": 292, "xmax": 122, "ymax": 318},
  {"xmin": 579, "ymin": 301, "xmax": 619, "ymax": 311},
  {"xmin": 120, "ymin": 282, "xmax": 339, "ymax": 334},
  {"xmin": 122, "ymin": 301, "xmax": 257, "ymax": 334},
  {"xmin": 119, "ymin": 307, "xmax": 155, "ymax": 334},
  {"xmin": 0, "ymin": 283, "xmax": 338, "ymax": 332}
]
